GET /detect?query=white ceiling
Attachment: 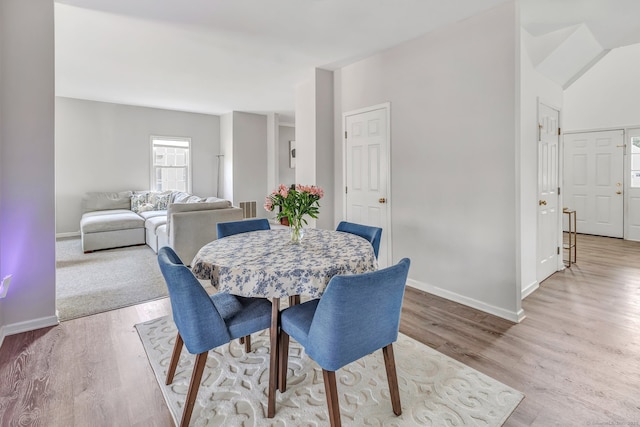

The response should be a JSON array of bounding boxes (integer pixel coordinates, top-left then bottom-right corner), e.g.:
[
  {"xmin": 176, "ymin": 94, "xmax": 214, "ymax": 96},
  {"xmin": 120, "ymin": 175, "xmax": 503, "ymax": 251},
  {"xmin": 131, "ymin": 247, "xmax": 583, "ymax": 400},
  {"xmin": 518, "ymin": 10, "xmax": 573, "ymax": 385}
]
[{"xmin": 54, "ymin": 0, "xmax": 640, "ymax": 123}]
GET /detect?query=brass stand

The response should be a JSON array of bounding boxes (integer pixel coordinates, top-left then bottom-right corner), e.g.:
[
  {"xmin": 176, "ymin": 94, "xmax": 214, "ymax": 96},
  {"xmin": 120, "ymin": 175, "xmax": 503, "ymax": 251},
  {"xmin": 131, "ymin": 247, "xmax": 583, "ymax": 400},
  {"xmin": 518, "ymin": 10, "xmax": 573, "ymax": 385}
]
[{"xmin": 563, "ymin": 209, "xmax": 577, "ymax": 266}]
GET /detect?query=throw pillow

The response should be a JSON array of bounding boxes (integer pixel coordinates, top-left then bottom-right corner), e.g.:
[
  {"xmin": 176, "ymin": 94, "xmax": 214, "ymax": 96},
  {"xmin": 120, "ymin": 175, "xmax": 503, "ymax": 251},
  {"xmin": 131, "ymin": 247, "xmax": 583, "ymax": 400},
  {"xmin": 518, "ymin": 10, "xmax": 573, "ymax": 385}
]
[
  {"xmin": 149, "ymin": 191, "xmax": 172, "ymax": 210},
  {"xmin": 131, "ymin": 192, "xmax": 149, "ymax": 213},
  {"xmin": 156, "ymin": 193, "xmax": 171, "ymax": 210},
  {"xmin": 172, "ymin": 191, "xmax": 191, "ymax": 204}
]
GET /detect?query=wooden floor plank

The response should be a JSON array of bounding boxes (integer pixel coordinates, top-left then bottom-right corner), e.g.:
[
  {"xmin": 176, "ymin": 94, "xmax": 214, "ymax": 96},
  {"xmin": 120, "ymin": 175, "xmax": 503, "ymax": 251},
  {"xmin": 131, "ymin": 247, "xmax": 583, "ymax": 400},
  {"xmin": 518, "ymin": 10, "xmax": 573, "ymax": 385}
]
[{"xmin": 0, "ymin": 233, "xmax": 639, "ymax": 426}]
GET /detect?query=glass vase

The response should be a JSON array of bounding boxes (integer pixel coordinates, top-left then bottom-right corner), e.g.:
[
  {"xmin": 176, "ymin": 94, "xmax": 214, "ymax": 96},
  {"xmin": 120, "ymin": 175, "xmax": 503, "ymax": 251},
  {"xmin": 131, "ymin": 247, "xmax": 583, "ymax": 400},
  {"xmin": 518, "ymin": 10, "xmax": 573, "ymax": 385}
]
[{"xmin": 289, "ymin": 218, "xmax": 304, "ymax": 244}]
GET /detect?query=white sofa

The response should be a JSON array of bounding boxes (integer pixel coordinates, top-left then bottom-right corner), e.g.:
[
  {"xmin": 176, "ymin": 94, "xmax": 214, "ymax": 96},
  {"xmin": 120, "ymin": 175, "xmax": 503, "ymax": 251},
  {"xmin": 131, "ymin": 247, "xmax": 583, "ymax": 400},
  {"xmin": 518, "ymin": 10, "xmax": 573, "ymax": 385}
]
[{"xmin": 80, "ymin": 190, "xmax": 243, "ymax": 265}]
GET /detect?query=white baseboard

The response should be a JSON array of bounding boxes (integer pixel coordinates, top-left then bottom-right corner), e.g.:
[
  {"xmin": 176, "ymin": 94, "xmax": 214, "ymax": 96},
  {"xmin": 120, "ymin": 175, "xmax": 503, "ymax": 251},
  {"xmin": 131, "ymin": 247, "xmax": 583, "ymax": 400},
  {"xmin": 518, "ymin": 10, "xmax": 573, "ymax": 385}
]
[
  {"xmin": 521, "ymin": 280, "xmax": 539, "ymax": 300},
  {"xmin": 2, "ymin": 315, "xmax": 59, "ymax": 337},
  {"xmin": 56, "ymin": 231, "xmax": 80, "ymax": 239},
  {"xmin": 0, "ymin": 325, "xmax": 5, "ymax": 349},
  {"xmin": 407, "ymin": 278, "xmax": 523, "ymax": 323}
]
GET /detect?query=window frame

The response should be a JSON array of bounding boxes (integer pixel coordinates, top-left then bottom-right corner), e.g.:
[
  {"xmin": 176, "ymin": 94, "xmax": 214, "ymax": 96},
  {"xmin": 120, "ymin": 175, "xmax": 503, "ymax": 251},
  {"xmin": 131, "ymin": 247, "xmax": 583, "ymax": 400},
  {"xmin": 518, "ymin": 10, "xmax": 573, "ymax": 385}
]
[{"xmin": 150, "ymin": 135, "xmax": 192, "ymax": 193}]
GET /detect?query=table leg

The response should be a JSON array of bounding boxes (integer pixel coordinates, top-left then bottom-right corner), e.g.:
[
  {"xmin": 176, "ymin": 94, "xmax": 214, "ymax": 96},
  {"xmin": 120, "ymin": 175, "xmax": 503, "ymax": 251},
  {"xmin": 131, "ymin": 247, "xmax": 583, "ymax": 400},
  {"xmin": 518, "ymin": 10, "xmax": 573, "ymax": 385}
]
[{"xmin": 267, "ymin": 297, "xmax": 280, "ymax": 418}]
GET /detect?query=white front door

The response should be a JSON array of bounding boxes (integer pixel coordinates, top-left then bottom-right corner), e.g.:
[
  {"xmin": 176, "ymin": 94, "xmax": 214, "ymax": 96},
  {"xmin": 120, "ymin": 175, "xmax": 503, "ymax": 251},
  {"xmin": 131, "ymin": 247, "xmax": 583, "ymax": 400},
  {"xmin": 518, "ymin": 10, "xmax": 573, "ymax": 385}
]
[
  {"xmin": 626, "ymin": 128, "xmax": 640, "ymax": 241},
  {"xmin": 537, "ymin": 103, "xmax": 560, "ymax": 282},
  {"xmin": 563, "ymin": 130, "xmax": 624, "ymax": 238},
  {"xmin": 344, "ymin": 104, "xmax": 391, "ymax": 267}
]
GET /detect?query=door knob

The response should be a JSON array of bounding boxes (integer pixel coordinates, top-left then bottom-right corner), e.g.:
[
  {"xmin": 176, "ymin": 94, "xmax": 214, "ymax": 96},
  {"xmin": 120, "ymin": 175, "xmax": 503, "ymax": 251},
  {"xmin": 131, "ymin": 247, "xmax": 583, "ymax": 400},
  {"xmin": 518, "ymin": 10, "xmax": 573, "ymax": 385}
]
[
  {"xmin": 538, "ymin": 200, "xmax": 547, "ymax": 206},
  {"xmin": 616, "ymin": 191, "xmax": 622, "ymax": 195},
  {"xmin": 379, "ymin": 198, "xmax": 386, "ymax": 204}
]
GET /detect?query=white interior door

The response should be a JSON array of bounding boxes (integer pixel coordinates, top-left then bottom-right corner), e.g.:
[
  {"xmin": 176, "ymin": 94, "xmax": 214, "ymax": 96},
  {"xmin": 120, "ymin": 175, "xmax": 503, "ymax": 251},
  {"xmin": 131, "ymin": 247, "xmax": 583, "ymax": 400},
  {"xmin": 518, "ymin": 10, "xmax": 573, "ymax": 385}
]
[
  {"xmin": 344, "ymin": 104, "xmax": 391, "ymax": 267},
  {"xmin": 626, "ymin": 128, "xmax": 640, "ymax": 241},
  {"xmin": 563, "ymin": 130, "xmax": 624, "ymax": 238},
  {"xmin": 537, "ymin": 103, "xmax": 560, "ymax": 283}
]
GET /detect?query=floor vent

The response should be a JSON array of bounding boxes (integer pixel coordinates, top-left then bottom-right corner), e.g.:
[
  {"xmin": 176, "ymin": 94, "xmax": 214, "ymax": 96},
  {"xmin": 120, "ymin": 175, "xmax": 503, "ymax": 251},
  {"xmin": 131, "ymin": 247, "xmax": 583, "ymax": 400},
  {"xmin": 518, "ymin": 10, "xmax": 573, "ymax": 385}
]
[{"xmin": 239, "ymin": 201, "xmax": 257, "ymax": 219}]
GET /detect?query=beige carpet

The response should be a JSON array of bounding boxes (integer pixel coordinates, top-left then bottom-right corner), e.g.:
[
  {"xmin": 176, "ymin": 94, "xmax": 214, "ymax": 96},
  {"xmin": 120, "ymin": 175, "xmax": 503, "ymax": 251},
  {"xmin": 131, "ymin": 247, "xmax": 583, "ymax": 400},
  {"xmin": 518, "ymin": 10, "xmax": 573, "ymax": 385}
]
[
  {"xmin": 56, "ymin": 238, "xmax": 169, "ymax": 321},
  {"xmin": 136, "ymin": 316, "xmax": 524, "ymax": 426}
]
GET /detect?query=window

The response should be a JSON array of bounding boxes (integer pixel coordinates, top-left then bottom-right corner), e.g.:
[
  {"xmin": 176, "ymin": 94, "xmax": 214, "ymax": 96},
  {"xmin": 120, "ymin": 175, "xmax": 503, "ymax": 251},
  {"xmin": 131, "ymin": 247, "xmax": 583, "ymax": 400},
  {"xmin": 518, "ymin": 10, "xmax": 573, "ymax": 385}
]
[
  {"xmin": 151, "ymin": 136, "xmax": 191, "ymax": 192},
  {"xmin": 632, "ymin": 136, "xmax": 640, "ymax": 188}
]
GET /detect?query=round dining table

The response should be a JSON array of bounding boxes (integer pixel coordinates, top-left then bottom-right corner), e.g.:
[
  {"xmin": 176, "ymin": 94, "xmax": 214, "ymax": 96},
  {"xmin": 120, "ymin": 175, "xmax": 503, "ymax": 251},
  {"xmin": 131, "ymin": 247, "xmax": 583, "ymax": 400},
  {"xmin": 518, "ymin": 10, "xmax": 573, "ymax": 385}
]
[
  {"xmin": 191, "ymin": 227, "xmax": 378, "ymax": 417},
  {"xmin": 191, "ymin": 227, "xmax": 377, "ymax": 298}
]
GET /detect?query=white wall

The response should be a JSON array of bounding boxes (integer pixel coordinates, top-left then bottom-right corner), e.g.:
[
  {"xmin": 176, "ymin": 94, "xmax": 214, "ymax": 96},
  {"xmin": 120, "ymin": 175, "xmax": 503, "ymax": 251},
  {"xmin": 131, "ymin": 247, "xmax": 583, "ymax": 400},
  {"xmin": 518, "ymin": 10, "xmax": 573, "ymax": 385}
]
[
  {"xmin": 266, "ymin": 114, "xmax": 278, "ymax": 196},
  {"xmin": 295, "ymin": 74, "xmax": 317, "ymax": 189},
  {"xmin": 220, "ymin": 112, "xmax": 233, "ymax": 201},
  {"xmin": 0, "ymin": 0, "xmax": 57, "ymax": 340},
  {"xmin": 278, "ymin": 125, "xmax": 295, "ymax": 186},
  {"xmin": 333, "ymin": 1, "xmax": 521, "ymax": 321},
  {"xmin": 294, "ymin": 69, "xmax": 334, "ymax": 230},
  {"xmin": 220, "ymin": 111, "xmax": 270, "ymax": 217},
  {"xmin": 315, "ymin": 69, "xmax": 335, "ymax": 230},
  {"xmin": 0, "ymin": 0, "xmax": 4, "ymax": 339},
  {"xmin": 564, "ymin": 43, "xmax": 640, "ymax": 131},
  {"xmin": 231, "ymin": 112, "xmax": 269, "ymax": 217},
  {"xmin": 520, "ymin": 37, "xmax": 564, "ymax": 299},
  {"xmin": 0, "ymin": 0, "xmax": 4, "ymax": 338},
  {"xmin": 55, "ymin": 97, "xmax": 221, "ymax": 235}
]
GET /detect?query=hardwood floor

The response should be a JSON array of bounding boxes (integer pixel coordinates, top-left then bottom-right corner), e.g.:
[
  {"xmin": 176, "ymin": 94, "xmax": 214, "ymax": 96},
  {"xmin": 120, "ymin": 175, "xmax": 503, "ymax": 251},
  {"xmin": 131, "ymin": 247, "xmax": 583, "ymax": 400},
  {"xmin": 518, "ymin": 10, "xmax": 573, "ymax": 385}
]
[
  {"xmin": 1, "ymin": 234, "xmax": 639, "ymax": 426},
  {"xmin": 0, "ymin": 298, "xmax": 174, "ymax": 427},
  {"xmin": 402, "ymin": 234, "xmax": 640, "ymax": 426}
]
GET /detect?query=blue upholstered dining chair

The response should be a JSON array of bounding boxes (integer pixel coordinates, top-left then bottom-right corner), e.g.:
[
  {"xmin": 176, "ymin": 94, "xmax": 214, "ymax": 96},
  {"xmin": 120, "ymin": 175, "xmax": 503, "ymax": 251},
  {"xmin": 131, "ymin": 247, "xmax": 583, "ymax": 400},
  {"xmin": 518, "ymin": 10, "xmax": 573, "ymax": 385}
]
[
  {"xmin": 157, "ymin": 246, "xmax": 272, "ymax": 427},
  {"xmin": 278, "ymin": 258, "xmax": 411, "ymax": 427},
  {"xmin": 215, "ymin": 218, "xmax": 272, "ymax": 351},
  {"xmin": 217, "ymin": 218, "xmax": 271, "ymax": 239},
  {"xmin": 336, "ymin": 221, "xmax": 382, "ymax": 258}
]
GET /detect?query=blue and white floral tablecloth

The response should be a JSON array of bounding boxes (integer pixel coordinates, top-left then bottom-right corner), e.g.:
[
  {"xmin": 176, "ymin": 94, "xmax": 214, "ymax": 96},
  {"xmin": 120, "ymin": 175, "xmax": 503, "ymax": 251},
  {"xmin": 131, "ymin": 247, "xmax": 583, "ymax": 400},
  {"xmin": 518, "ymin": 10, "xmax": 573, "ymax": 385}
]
[{"xmin": 191, "ymin": 228, "xmax": 377, "ymax": 298}]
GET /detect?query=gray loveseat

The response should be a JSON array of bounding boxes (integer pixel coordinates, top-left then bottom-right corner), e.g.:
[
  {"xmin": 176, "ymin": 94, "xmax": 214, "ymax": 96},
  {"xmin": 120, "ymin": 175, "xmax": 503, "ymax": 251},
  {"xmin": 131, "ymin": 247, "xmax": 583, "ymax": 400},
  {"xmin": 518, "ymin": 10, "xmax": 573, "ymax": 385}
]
[{"xmin": 80, "ymin": 190, "xmax": 243, "ymax": 265}]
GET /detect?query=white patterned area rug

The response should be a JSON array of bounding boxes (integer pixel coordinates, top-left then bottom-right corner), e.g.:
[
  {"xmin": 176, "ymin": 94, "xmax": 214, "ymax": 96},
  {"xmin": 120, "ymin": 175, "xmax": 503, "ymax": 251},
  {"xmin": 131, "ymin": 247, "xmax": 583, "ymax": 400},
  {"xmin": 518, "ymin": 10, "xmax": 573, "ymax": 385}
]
[{"xmin": 136, "ymin": 316, "xmax": 523, "ymax": 426}]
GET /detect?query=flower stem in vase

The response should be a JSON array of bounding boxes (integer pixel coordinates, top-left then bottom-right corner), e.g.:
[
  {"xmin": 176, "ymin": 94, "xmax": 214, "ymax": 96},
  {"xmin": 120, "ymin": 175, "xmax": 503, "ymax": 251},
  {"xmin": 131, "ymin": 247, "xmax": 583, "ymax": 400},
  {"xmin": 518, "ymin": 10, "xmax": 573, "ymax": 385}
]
[{"xmin": 289, "ymin": 218, "xmax": 304, "ymax": 243}]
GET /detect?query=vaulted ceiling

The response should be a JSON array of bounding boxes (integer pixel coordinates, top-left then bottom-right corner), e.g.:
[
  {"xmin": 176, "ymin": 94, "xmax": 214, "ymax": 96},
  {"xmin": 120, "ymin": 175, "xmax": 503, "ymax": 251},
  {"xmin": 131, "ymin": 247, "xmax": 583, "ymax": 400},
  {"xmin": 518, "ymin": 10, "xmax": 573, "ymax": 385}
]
[
  {"xmin": 54, "ymin": 0, "xmax": 640, "ymax": 122},
  {"xmin": 520, "ymin": 0, "xmax": 640, "ymax": 89}
]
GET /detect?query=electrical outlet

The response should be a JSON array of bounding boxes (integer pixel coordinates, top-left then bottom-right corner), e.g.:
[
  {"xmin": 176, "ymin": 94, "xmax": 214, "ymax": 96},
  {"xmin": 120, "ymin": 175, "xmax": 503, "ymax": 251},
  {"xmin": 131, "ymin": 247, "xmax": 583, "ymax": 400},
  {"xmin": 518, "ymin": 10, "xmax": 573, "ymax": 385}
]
[{"xmin": 0, "ymin": 275, "xmax": 12, "ymax": 298}]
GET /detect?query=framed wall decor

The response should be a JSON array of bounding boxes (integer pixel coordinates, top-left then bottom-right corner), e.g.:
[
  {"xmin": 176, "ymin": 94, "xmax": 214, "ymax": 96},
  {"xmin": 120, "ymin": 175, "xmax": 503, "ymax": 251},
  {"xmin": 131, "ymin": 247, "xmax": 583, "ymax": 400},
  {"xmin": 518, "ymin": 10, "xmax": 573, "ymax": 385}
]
[{"xmin": 289, "ymin": 140, "xmax": 296, "ymax": 168}]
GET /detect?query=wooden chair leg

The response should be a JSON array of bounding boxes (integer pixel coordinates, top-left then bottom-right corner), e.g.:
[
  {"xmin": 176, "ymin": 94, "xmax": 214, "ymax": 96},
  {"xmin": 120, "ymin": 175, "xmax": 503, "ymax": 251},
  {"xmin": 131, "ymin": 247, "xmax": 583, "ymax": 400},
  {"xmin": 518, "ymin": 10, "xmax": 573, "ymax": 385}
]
[
  {"xmin": 288, "ymin": 295, "xmax": 300, "ymax": 306},
  {"xmin": 166, "ymin": 333, "xmax": 184, "ymax": 385},
  {"xmin": 278, "ymin": 330, "xmax": 290, "ymax": 392},
  {"xmin": 267, "ymin": 297, "xmax": 280, "ymax": 418},
  {"xmin": 382, "ymin": 344, "xmax": 402, "ymax": 415},
  {"xmin": 278, "ymin": 295, "xmax": 298, "ymax": 392},
  {"xmin": 180, "ymin": 352, "xmax": 208, "ymax": 427},
  {"xmin": 239, "ymin": 335, "xmax": 251, "ymax": 352},
  {"xmin": 322, "ymin": 369, "xmax": 341, "ymax": 427}
]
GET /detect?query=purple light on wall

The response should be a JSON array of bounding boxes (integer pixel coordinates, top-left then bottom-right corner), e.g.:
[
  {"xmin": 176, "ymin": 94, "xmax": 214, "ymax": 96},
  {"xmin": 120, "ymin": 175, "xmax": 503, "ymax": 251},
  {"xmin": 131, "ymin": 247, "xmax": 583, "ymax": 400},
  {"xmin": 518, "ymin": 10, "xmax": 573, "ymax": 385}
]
[
  {"xmin": 1, "ymin": 205, "xmax": 31, "ymax": 276},
  {"xmin": 1, "ymin": 200, "xmax": 55, "ymax": 302},
  {"xmin": 0, "ymin": 275, "xmax": 12, "ymax": 298}
]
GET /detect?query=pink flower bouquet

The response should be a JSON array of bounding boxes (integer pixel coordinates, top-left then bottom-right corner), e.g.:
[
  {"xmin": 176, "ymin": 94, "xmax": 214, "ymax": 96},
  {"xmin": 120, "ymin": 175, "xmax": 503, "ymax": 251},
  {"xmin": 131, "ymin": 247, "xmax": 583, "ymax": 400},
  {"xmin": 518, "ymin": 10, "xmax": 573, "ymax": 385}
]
[{"xmin": 265, "ymin": 184, "xmax": 324, "ymax": 242}]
